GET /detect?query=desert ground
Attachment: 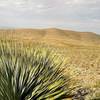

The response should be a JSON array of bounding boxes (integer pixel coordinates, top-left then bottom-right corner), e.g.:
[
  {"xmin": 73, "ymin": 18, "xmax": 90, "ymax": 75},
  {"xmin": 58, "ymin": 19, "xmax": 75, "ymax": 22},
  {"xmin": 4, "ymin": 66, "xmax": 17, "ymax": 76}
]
[{"xmin": 0, "ymin": 28, "xmax": 100, "ymax": 100}]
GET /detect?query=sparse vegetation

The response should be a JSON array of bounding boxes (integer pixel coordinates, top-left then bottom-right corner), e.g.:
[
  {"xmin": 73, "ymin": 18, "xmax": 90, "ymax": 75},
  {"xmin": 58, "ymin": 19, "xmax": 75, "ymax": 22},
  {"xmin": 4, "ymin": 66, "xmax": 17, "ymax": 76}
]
[{"xmin": 0, "ymin": 29, "xmax": 99, "ymax": 99}]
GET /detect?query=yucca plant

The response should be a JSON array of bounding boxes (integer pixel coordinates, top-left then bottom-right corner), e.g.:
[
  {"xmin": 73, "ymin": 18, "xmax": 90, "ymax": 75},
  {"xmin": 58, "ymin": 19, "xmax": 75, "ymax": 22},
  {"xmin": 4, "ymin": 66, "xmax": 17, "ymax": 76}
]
[{"xmin": 0, "ymin": 41, "xmax": 71, "ymax": 100}]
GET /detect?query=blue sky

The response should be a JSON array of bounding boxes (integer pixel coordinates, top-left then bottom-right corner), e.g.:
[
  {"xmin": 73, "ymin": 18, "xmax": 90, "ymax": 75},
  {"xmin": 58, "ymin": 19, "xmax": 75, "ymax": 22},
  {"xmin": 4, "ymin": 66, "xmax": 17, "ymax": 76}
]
[{"xmin": 0, "ymin": 0, "xmax": 100, "ymax": 34}]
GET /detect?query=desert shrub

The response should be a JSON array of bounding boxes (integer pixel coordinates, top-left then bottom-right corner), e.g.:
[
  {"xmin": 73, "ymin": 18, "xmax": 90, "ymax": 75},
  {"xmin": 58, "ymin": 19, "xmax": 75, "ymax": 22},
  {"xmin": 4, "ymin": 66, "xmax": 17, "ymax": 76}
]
[
  {"xmin": 91, "ymin": 91, "xmax": 100, "ymax": 100},
  {"xmin": 88, "ymin": 81, "xmax": 100, "ymax": 100},
  {"xmin": 0, "ymin": 41, "xmax": 71, "ymax": 100}
]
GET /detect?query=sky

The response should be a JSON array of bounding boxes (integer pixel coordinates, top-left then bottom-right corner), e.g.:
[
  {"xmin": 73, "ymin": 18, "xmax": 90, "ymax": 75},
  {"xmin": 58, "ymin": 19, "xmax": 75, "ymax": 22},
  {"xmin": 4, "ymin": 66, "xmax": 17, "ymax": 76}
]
[{"xmin": 0, "ymin": 0, "xmax": 100, "ymax": 34}]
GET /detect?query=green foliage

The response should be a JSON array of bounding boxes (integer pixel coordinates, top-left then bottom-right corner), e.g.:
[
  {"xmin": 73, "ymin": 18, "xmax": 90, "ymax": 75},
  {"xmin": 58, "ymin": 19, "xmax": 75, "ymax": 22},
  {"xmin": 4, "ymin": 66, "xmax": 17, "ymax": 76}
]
[{"xmin": 0, "ymin": 41, "xmax": 70, "ymax": 100}]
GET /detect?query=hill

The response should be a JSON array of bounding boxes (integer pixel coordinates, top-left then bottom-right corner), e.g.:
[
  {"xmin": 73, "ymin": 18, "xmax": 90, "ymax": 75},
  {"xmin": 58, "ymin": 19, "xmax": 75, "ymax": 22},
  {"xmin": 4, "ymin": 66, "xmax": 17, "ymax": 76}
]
[
  {"xmin": 0, "ymin": 28, "xmax": 100, "ymax": 47},
  {"xmin": 0, "ymin": 28, "xmax": 100, "ymax": 99}
]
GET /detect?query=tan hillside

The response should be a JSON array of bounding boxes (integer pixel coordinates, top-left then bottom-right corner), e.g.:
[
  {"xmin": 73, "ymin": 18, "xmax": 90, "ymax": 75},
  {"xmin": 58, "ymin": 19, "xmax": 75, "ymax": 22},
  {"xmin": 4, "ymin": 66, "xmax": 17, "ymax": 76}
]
[
  {"xmin": 0, "ymin": 28, "xmax": 100, "ymax": 47},
  {"xmin": 0, "ymin": 28, "xmax": 100, "ymax": 99}
]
